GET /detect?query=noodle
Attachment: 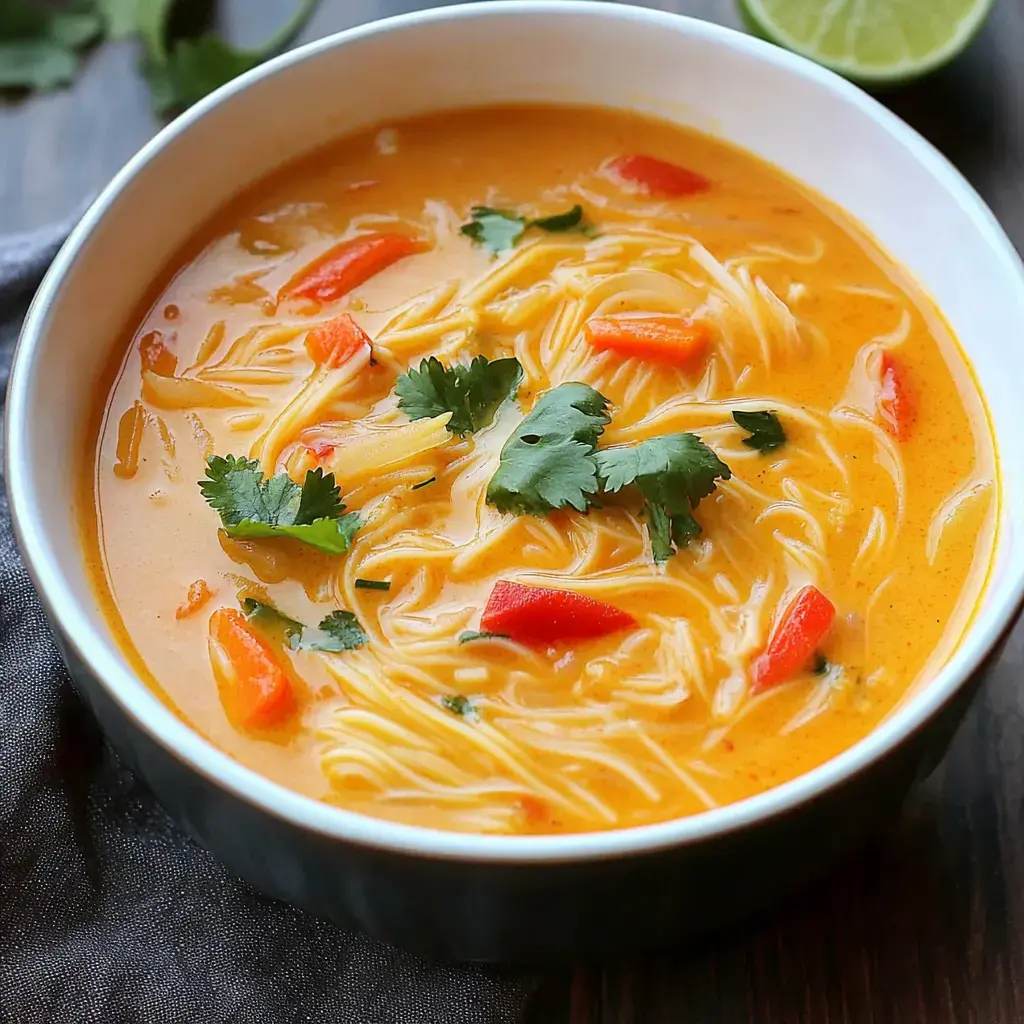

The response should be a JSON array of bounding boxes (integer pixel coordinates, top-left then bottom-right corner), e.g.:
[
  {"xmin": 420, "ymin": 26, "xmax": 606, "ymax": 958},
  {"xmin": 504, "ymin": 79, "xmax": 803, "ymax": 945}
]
[{"xmin": 89, "ymin": 103, "xmax": 995, "ymax": 836}]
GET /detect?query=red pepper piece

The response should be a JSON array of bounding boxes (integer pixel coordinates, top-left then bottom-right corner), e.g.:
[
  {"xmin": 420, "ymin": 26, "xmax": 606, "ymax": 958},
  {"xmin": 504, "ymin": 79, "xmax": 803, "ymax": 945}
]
[
  {"xmin": 878, "ymin": 351, "xmax": 914, "ymax": 441},
  {"xmin": 480, "ymin": 580, "xmax": 636, "ymax": 646},
  {"xmin": 606, "ymin": 154, "xmax": 711, "ymax": 197},
  {"xmin": 752, "ymin": 585, "xmax": 836, "ymax": 694}
]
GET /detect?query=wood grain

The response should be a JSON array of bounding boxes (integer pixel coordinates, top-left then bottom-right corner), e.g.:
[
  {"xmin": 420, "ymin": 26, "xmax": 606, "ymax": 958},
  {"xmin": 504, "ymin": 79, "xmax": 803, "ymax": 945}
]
[{"xmin": 3, "ymin": 1, "xmax": 1023, "ymax": 1021}]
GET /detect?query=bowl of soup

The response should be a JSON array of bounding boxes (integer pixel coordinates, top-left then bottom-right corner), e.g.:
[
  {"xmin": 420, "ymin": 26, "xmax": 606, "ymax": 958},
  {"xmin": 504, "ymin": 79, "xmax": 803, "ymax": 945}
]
[{"xmin": 8, "ymin": 1, "xmax": 1024, "ymax": 961}]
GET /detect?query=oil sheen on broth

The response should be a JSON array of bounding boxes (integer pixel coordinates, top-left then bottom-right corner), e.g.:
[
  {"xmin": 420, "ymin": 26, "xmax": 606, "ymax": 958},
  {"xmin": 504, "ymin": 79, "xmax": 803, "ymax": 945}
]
[{"xmin": 87, "ymin": 106, "xmax": 995, "ymax": 835}]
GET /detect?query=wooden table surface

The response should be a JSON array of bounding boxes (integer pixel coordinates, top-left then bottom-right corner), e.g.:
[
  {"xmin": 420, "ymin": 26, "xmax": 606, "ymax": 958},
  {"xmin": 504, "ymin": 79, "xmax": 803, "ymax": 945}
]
[{"xmin": 4, "ymin": 1, "xmax": 1024, "ymax": 1020}]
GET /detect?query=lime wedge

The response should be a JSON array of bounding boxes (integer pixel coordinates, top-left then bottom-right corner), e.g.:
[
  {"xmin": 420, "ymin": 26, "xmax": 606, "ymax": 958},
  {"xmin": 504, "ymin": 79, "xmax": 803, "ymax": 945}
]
[{"xmin": 738, "ymin": 0, "xmax": 994, "ymax": 85}]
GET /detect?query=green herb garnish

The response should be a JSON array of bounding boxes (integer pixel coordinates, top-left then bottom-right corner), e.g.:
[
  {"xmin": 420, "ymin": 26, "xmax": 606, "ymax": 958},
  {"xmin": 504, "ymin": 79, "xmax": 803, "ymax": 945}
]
[
  {"xmin": 395, "ymin": 355, "xmax": 523, "ymax": 436},
  {"xmin": 594, "ymin": 433, "xmax": 732, "ymax": 562},
  {"xmin": 140, "ymin": 0, "xmax": 320, "ymax": 114},
  {"xmin": 733, "ymin": 410, "xmax": 786, "ymax": 453},
  {"xmin": 241, "ymin": 598, "xmax": 366, "ymax": 652},
  {"xmin": 354, "ymin": 579, "xmax": 391, "ymax": 591},
  {"xmin": 411, "ymin": 476, "xmax": 437, "ymax": 490},
  {"xmin": 0, "ymin": 3, "xmax": 103, "ymax": 91},
  {"xmin": 812, "ymin": 652, "xmax": 830, "ymax": 676},
  {"xmin": 486, "ymin": 382, "xmax": 611, "ymax": 516},
  {"xmin": 460, "ymin": 204, "xmax": 587, "ymax": 254},
  {"xmin": 484, "ymin": 384, "xmax": 731, "ymax": 561},
  {"xmin": 241, "ymin": 598, "xmax": 304, "ymax": 643},
  {"xmin": 305, "ymin": 610, "xmax": 368, "ymax": 652},
  {"xmin": 1, "ymin": 0, "xmax": 321, "ymax": 112},
  {"xmin": 458, "ymin": 630, "xmax": 510, "ymax": 644},
  {"xmin": 441, "ymin": 694, "xmax": 477, "ymax": 718},
  {"xmin": 200, "ymin": 455, "xmax": 361, "ymax": 555},
  {"xmin": 529, "ymin": 206, "xmax": 585, "ymax": 231}
]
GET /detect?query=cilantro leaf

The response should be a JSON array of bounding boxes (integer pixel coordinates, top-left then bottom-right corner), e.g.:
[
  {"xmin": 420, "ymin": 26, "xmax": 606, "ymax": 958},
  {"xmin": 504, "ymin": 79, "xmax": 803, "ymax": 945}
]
[
  {"xmin": 124, "ymin": 0, "xmax": 177, "ymax": 62},
  {"xmin": 460, "ymin": 207, "xmax": 525, "ymax": 255},
  {"xmin": 0, "ymin": 40, "xmax": 78, "ymax": 90},
  {"xmin": 228, "ymin": 514, "xmax": 361, "ymax": 554},
  {"xmin": 460, "ymin": 204, "xmax": 588, "ymax": 255},
  {"xmin": 395, "ymin": 355, "xmax": 523, "ymax": 436},
  {"xmin": 645, "ymin": 503, "xmax": 703, "ymax": 562},
  {"xmin": 145, "ymin": 35, "xmax": 258, "ymax": 113},
  {"xmin": 486, "ymin": 383, "xmax": 610, "ymax": 515},
  {"xmin": 529, "ymin": 205, "xmax": 584, "ymax": 231},
  {"xmin": 595, "ymin": 433, "xmax": 731, "ymax": 561},
  {"xmin": 733, "ymin": 410, "xmax": 786, "ymax": 453},
  {"xmin": 645, "ymin": 503, "xmax": 674, "ymax": 563},
  {"xmin": 668, "ymin": 508, "xmax": 703, "ymax": 546},
  {"xmin": 1, "ymin": 0, "xmax": 321, "ymax": 104},
  {"xmin": 0, "ymin": 3, "xmax": 103, "ymax": 92},
  {"xmin": 200, "ymin": 455, "xmax": 303, "ymax": 526},
  {"xmin": 595, "ymin": 433, "xmax": 730, "ymax": 511},
  {"xmin": 97, "ymin": 0, "xmax": 147, "ymax": 40},
  {"xmin": 0, "ymin": 1, "xmax": 47, "ymax": 39},
  {"xmin": 50, "ymin": 11, "xmax": 104, "ymax": 49},
  {"xmin": 142, "ymin": 0, "xmax": 319, "ymax": 114},
  {"xmin": 458, "ymin": 630, "xmax": 510, "ymax": 643},
  {"xmin": 241, "ymin": 597, "xmax": 304, "ymax": 643},
  {"xmin": 293, "ymin": 466, "xmax": 345, "ymax": 524},
  {"xmin": 354, "ymin": 579, "xmax": 390, "ymax": 591},
  {"xmin": 309, "ymin": 610, "xmax": 368, "ymax": 652},
  {"xmin": 441, "ymin": 694, "xmax": 478, "ymax": 718},
  {"xmin": 241, "ymin": 598, "xmax": 366, "ymax": 652},
  {"xmin": 200, "ymin": 455, "xmax": 279, "ymax": 524},
  {"xmin": 200, "ymin": 456, "xmax": 360, "ymax": 555}
]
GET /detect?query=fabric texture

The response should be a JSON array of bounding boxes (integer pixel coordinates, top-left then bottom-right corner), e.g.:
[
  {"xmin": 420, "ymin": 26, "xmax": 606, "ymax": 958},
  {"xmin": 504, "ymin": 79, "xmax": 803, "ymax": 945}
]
[{"xmin": 0, "ymin": 224, "xmax": 536, "ymax": 1022}]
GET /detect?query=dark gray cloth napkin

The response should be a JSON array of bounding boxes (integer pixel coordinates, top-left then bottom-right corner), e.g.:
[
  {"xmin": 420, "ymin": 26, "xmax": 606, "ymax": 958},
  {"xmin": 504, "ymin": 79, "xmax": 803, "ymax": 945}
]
[{"xmin": 0, "ymin": 221, "xmax": 536, "ymax": 1023}]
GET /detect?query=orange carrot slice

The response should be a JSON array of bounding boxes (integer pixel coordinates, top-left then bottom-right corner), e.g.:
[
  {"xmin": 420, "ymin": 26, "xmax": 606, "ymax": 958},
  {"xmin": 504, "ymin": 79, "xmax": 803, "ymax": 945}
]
[
  {"xmin": 584, "ymin": 314, "xmax": 709, "ymax": 366},
  {"xmin": 208, "ymin": 608, "xmax": 295, "ymax": 730},
  {"xmin": 281, "ymin": 233, "xmax": 426, "ymax": 304},
  {"xmin": 305, "ymin": 313, "xmax": 372, "ymax": 368},
  {"xmin": 176, "ymin": 579, "xmax": 214, "ymax": 620}
]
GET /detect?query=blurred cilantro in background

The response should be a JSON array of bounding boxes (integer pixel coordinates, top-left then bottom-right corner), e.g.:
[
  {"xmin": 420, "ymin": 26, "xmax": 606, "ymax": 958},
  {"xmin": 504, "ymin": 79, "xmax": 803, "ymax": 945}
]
[{"xmin": 0, "ymin": 0, "xmax": 320, "ymax": 112}]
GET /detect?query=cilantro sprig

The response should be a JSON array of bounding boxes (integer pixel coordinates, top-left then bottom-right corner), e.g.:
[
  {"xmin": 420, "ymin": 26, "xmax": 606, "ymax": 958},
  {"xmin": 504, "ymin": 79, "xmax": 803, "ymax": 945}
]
[
  {"xmin": 200, "ymin": 455, "xmax": 361, "ymax": 555},
  {"xmin": 142, "ymin": 0, "xmax": 319, "ymax": 114},
  {"xmin": 1, "ymin": 0, "xmax": 320, "ymax": 113},
  {"xmin": 733, "ymin": 410, "xmax": 786, "ymax": 453},
  {"xmin": 595, "ymin": 434, "xmax": 732, "ymax": 561},
  {"xmin": 458, "ymin": 630, "xmax": 510, "ymax": 644},
  {"xmin": 460, "ymin": 204, "xmax": 587, "ymax": 255},
  {"xmin": 0, "ymin": 2, "xmax": 103, "ymax": 91},
  {"xmin": 486, "ymin": 383, "xmax": 611, "ymax": 515},
  {"xmin": 484, "ymin": 382, "xmax": 731, "ymax": 559},
  {"xmin": 242, "ymin": 598, "xmax": 367, "ymax": 652},
  {"xmin": 395, "ymin": 355, "xmax": 523, "ymax": 436},
  {"xmin": 441, "ymin": 694, "xmax": 478, "ymax": 719}
]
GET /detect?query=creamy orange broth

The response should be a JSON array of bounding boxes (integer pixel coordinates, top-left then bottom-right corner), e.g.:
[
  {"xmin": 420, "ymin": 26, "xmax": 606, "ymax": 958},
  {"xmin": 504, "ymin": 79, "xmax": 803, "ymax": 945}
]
[{"xmin": 85, "ymin": 106, "xmax": 995, "ymax": 835}]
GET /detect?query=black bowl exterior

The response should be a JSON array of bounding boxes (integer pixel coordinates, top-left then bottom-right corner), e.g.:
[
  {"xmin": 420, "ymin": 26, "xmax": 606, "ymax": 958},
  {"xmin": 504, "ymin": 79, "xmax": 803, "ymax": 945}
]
[{"xmin": 50, "ymin": 616, "xmax": 1007, "ymax": 963}]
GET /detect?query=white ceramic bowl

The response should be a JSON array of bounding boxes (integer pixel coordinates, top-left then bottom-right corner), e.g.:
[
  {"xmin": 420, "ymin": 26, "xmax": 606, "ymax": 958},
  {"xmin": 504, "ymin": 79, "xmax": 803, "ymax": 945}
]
[{"xmin": 8, "ymin": 1, "xmax": 1024, "ymax": 960}]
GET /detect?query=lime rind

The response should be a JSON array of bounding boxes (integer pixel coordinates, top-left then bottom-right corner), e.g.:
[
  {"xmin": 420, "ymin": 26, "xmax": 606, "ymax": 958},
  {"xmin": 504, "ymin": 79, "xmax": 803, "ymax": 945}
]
[{"xmin": 739, "ymin": 0, "xmax": 995, "ymax": 86}]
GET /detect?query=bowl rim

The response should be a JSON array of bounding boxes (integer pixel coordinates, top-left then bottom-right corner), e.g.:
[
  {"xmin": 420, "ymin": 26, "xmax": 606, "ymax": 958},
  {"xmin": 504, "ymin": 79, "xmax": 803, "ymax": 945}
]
[{"xmin": 8, "ymin": 0, "xmax": 1024, "ymax": 864}]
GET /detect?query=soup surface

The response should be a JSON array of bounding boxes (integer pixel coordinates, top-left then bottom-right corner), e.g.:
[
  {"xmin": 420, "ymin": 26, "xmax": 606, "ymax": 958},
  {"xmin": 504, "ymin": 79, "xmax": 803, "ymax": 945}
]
[{"xmin": 87, "ymin": 105, "xmax": 995, "ymax": 835}]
